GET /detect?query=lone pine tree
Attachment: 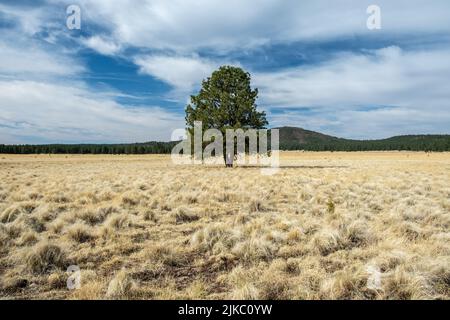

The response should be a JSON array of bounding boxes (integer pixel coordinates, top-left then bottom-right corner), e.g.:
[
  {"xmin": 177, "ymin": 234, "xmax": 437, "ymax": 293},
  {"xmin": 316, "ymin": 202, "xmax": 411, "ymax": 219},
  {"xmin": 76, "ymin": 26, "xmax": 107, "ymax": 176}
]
[{"xmin": 185, "ymin": 66, "xmax": 268, "ymax": 166}]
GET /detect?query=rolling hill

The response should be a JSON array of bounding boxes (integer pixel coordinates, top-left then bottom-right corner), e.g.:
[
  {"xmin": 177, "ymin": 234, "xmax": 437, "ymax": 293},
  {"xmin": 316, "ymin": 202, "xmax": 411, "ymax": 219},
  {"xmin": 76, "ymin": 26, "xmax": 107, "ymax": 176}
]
[
  {"xmin": 1, "ymin": 127, "xmax": 449, "ymax": 154},
  {"xmin": 276, "ymin": 127, "xmax": 450, "ymax": 151}
]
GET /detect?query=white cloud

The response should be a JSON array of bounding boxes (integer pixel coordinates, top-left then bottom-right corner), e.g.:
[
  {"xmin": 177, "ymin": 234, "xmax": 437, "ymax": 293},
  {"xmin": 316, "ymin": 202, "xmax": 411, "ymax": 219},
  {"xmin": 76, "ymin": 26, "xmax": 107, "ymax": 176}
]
[
  {"xmin": 134, "ymin": 55, "xmax": 239, "ymax": 93},
  {"xmin": 0, "ymin": 80, "xmax": 184, "ymax": 144},
  {"xmin": 0, "ymin": 5, "xmax": 84, "ymax": 79},
  {"xmin": 0, "ymin": 4, "xmax": 184, "ymax": 144},
  {"xmin": 259, "ymin": 46, "xmax": 450, "ymax": 138},
  {"xmin": 0, "ymin": 3, "xmax": 50, "ymax": 35},
  {"xmin": 81, "ymin": 36, "xmax": 121, "ymax": 55},
  {"xmin": 254, "ymin": 46, "xmax": 450, "ymax": 109},
  {"xmin": 0, "ymin": 40, "xmax": 84, "ymax": 77},
  {"xmin": 58, "ymin": 0, "xmax": 450, "ymax": 53}
]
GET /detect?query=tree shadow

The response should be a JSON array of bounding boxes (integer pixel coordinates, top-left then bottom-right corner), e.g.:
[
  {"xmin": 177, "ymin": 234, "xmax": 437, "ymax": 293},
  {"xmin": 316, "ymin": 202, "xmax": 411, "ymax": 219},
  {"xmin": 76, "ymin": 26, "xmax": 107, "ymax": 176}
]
[
  {"xmin": 173, "ymin": 164, "xmax": 350, "ymax": 169},
  {"xmin": 237, "ymin": 165, "xmax": 349, "ymax": 169}
]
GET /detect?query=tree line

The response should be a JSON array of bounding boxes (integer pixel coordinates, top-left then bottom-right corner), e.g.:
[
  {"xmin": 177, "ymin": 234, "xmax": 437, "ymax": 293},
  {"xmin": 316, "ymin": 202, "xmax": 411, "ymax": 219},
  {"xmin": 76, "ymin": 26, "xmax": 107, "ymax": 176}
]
[
  {"xmin": 1, "ymin": 135, "xmax": 449, "ymax": 154},
  {"xmin": 280, "ymin": 135, "xmax": 450, "ymax": 152},
  {"xmin": 0, "ymin": 142, "xmax": 177, "ymax": 154}
]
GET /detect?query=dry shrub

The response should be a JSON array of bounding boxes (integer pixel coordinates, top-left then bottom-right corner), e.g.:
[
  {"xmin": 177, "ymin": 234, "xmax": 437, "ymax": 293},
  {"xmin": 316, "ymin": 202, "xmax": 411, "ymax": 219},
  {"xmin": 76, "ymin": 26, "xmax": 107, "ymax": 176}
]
[
  {"xmin": 184, "ymin": 281, "xmax": 208, "ymax": 299},
  {"xmin": 1, "ymin": 271, "xmax": 29, "ymax": 293},
  {"xmin": 227, "ymin": 265, "xmax": 291, "ymax": 300},
  {"xmin": 372, "ymin": 250, "xmax": 408, "ymax": 272},
  {"xmin": 342, "ymin": 222, "xmax": 374, "ymax": 248},
  {"xmin": 231, "ymin": 283, "xmax": 260, "ymax": 300},
  {"xmin": 71, "ymin": 282, "xmax": 104, "ymax": 299},
  {"xmin": 427, "ymin": 260, "xmax": 450, "ymax": 297},
  {"xmin": 77, "ymin": 209, "xmax": 106, "ymax": 225},
  {"xmin": 20, "ymin": 202, "xmax": 38, "ymax": 214},
  {"xmin": 396, "ymin": 222, "xmax": 425, "ymax": 241},
  {"xmin": 1, "ymin": 204, "xmax": 22, "ymax": 223},
  {"xmin": 310, "ymin": 227, "xmax": 343, "ymax": 256},
  {"xmin": 121, "ymin": 192, "xmax": 140, "ymax": 207},
  {"xmin": 106, "ymin": 269, "xmax": 138, "ymax": 299},
  {"xmin": 382, "ymin": 267, "xmax": 433, "ymax": 299},
  {"xmin": 258, "ymin": 273, "xmax": 291, "ymax": 300},
  {"xmin": 319, "ymin": 267, "xmax": 373, "ymax": 299},
  {"xmin": 66, "ymin": 223, "xmax": 96, "ymax": 243},
  {"xmin": 18, "ymin": 215, "xmax": 46, "ymax": 233},
  {"xmin": 48, "ymin": 218, "xmax": 65, "ymax": 234},
  {"xmin": 70, "ymin": 270, "xmax": 104, "ymax": 300},
  {"xmin": 33, "ymin": 206, "xmax": 59, "ymax": 224},
  {"xmin": 206, "ymin": 253, "xmax": 238, "ymax": 271},
  {"xmin": 24, "ymin": 241, "xmax": 67, "ymax": 274},
  {"xmin": 172, "ymin": 207, "xmax": 200, "ymax": 224},
  {"xmin": 141, "ymin": 244, "xmax": 187, "ymax": 267},
  {"xmin": 0, "ymin": 223, "xmax": 22, "ymax": 242},
  {"xmin": 191, "ymin": 223, "xmax": 236, "ymax": 253},
  {"xmin": 18, "ymin": 231, "xmax": 39, "ymax": 246},
  {"xmin": 269, "ymin": 258, "xmax": 301, "ymax": 275},
  {"xmin": 232, "ymin": 238, "xmax": 276, "ymax": 264},
  {"xmin": 1, "ymin": 202, "xmax": 38, "ymax": 224},
  {"xmin": 227, "ymin": 266, "xmax": 260, "ymax": 300},
  {"xmin": 48, "ymin": 271, "xmax": 66, "ymax": 289},
  {"xmin": 104, "ymin": 213, "xmax": 131, "ymax": 230}
]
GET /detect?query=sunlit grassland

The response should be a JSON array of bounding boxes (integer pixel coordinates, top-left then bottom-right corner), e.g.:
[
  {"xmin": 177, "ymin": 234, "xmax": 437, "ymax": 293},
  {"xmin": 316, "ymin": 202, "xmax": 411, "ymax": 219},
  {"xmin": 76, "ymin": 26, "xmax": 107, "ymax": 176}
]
[{"xmin": 0, "ymin": 152, "xmax": 449, "ymax": 299}]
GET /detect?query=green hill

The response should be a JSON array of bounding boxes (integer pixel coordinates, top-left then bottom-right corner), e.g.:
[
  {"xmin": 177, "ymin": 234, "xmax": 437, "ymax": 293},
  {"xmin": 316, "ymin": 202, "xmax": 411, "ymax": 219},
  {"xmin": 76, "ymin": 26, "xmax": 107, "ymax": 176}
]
[
  {"xmin": 1, "ymin": 127, "xmax": 449, "ymax": 154},
  {"xmin": 276, "ymin": 127, "xmax": 450, "ymax": 151}
]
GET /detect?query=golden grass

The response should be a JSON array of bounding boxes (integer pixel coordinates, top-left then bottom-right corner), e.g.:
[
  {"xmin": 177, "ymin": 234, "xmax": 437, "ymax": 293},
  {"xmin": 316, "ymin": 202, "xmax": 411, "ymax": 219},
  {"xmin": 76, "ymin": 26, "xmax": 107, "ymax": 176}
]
[{"xmin": 0, "ymin": 152, "xmax": 449, "ymax": 299}]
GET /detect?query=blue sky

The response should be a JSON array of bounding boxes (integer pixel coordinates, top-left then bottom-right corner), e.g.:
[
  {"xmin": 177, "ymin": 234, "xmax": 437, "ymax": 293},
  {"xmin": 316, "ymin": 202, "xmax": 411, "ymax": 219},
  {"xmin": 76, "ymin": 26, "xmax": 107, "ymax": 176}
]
[{"xmin": 1, "ymin": 0, "xmax": 450, "ymax": 143}]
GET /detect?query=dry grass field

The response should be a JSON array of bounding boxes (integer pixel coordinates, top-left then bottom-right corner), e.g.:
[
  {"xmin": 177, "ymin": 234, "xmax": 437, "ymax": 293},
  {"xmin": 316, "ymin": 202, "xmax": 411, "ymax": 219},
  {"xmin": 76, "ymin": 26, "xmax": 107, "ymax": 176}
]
[{"xmin": 0, "ymin": 152, "xmax": 449, "ymax": 300}]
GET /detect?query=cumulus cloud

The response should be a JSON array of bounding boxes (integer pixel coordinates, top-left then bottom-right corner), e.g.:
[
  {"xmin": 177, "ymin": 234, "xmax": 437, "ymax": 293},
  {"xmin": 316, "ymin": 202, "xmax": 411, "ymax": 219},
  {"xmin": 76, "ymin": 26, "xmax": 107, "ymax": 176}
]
[
  {"xmin": 0, "ymin": 3, "xmax": 183, "ymax": 144},
  {"xmin": 0, "ymin": 40, "xmax": 84, "ymax": 77},
  {"xmin": 81, "ymin": 36, "xmax": 121, "ymax": 55},
  {"xmin": 0, "ymin": 3, "xmax": 51, "ymax": 35},
  {"xmin": 259, "ymin": 46, "xmax": 450, "ymax": 138},
  {"xmin": 134, "ymin": 55, "xmax": 238, "ymax": 93},
  {"xmin": 58, "ymin": 0, "xmax": 450, "ymax": 52},
  {"xmin": 254, "ymin": 46, "xmax": 450, "ymax": 109},
  {"xmin": 0, "ymin": 80, "xmax": 184, "ymax": 144}
]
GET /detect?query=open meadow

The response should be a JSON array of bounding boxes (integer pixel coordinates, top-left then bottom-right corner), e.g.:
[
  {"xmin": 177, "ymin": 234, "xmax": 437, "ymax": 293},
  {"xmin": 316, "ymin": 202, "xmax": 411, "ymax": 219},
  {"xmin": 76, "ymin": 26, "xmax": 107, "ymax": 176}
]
[{"xmin": 0, "ymin": 152, "xmax": 449, "ymax": 299}]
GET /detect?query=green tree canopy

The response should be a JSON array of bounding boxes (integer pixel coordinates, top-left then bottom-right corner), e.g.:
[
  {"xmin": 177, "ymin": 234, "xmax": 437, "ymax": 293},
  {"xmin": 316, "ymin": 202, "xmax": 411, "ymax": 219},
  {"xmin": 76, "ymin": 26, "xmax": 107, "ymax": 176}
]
[{"xmin": 185, "ymin": 66, "xmax": 268, "ymax": 134}]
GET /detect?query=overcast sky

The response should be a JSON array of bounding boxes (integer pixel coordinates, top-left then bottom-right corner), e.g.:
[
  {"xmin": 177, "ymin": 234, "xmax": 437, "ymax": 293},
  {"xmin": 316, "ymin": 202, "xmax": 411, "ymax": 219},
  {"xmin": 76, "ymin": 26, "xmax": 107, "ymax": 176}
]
[{"xmin": 1, "ymin": 0, "xmax": 450, "ymax": 143}]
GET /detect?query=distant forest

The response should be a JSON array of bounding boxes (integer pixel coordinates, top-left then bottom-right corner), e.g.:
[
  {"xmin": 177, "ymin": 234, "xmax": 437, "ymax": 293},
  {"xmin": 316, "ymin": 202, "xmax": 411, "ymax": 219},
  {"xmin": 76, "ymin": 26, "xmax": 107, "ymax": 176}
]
[
  {"xmin": 0, "ymin": 141, "xmax": 178, "ymax": 154},
  {"xmin": 279, "ymin": 135, "xmax": 450, "ymax": 152},
  {"xmin": 1, "ymin": 128, "xmax": 450, "ymax": 154}
]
